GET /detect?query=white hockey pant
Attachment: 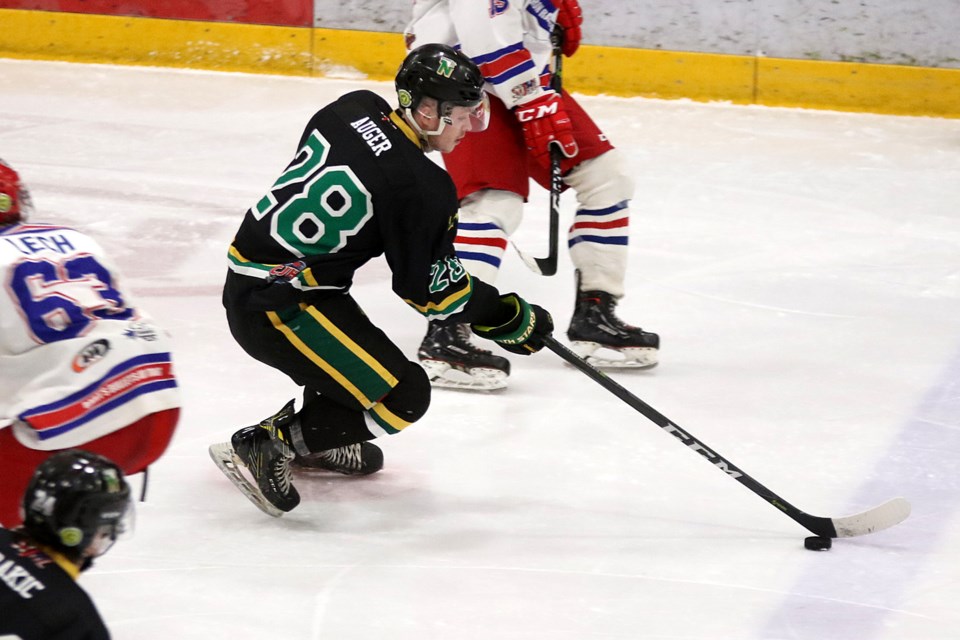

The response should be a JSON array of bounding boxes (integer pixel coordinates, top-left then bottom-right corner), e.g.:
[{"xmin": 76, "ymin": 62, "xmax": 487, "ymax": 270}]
[
  {"xmin": 454, "ymin": 150, "xmax": 634, "ymax": 296},
  {"xmin": 562, "ymin": 150, "xmax": 634, "ymax": 297},
  {"xmin": 454, "ymin": 189, "xmax": 523, "ymax": 286}
]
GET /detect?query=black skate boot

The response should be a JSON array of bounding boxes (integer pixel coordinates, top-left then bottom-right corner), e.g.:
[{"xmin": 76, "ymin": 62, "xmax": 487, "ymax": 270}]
[
  {"xmin": 293, "ymin": 442, "xmax": 384, "ymax": 475},
  {"xmin": 228, "ymin": 400, "xmax": 300, "ymax": 512},
  {"xmin": 418, "ymin": 322, "xmax": 510, "ymax": 391},
  {"xmin": 567, "ymin": 290, "xmax": 659, "ymax": 368}
]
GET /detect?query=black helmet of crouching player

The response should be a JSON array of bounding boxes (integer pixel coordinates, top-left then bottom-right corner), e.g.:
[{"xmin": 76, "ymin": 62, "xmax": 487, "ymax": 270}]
[
  {"xmin": 396, "ymin": 43, "xmax": 489, "ymax": 135},
  {"xmin": 22, "ymin": 449, "xmax": 132, "ymax": 569},
  {"xmin": 0, "ymin": 159, "xmax": 35, "ymax": 226}
]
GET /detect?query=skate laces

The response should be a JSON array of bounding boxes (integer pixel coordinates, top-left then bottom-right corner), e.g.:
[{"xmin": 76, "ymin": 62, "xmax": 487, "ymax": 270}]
[
  {"xmin": 453, "ymin": 323, "xmax": 494, "ymax": 355},
  {"xmin": 260, "ymin": 417, "xmax": 295, "ymax": 494},
  {"xmin": 270, "ymin": 446, "xmax": 295, "ymax": 494},
  {"xmin": 320, "ymin": 444, "xmax": 364, "ymax": 472},
  {"xmin": 580, "ymin": 291, "xmax": 634, "ymax": 330}
]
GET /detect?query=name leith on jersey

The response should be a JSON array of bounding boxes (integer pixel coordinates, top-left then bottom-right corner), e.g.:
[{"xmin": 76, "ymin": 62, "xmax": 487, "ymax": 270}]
[
  {"xmin": 351, "ymin": 117, "xmax": 392, "ymax": 156},
  {"xmin": 5, "ymin": 233, "xmax": 76, "ymax": 255}
]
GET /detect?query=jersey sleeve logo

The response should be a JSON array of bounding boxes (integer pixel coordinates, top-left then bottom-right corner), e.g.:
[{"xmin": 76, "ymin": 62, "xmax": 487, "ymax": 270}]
[{"xmin": 489, "ymin": 0, "xmax": 509, "ymax": 17}]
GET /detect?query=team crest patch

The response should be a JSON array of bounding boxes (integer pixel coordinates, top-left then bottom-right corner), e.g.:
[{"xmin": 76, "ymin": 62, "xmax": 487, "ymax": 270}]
[
  {"xmin": 436, "ymin": 56, "xmax": 457, "ymax": 78},
  {"xmin": 103, "ymin": 467, "xmax": 122, "ymax": 493},
  {"xmin": 511, "ymin": 79, "xmax": 539, "ymax": 101},
  {"xmin": 489, "ymin": 0, "xmax": 509, "ymax": 17}
]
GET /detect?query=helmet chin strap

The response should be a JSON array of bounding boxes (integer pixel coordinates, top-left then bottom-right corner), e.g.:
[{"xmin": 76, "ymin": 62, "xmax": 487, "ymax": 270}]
[{"xmin": 403, "ymin": 106, "xmax": 450, "ymax": 147}]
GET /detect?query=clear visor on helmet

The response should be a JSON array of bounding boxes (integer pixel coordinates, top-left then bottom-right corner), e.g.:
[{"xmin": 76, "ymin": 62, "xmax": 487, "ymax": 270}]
[
  {"xmin": 83, "ymin": 494, "xmax": 135, "ymax": 559},
  {"xmin": 440, "ymin": 93, "xmax": 490, "ymax": 132}
]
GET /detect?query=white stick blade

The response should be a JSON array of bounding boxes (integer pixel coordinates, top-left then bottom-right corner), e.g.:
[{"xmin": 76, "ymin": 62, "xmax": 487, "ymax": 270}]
[
  {"xmin": 832, "ymin": 496, "xmax": 911, "ymax": 538},
  {"xmin": 511, "ymin": 242, "xmax": 544, "ymax": 275}
]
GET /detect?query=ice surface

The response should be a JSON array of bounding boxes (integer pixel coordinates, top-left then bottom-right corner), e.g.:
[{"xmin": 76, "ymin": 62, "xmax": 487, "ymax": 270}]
[{"xmin": 2, "ymin": 58, "xmax": 959, "ymax": 639}]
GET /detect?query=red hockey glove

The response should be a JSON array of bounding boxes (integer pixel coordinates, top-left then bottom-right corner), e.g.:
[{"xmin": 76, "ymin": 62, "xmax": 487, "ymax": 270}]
[
  {"xmin": 472, "ymin": 293, "xmax": 554, "ymax": 355},
  {"xmin": 555, "ymin": 0, "xmax": 583, "ymax": 57},
  {"xmin": 514, "ymin": 93, "xmax": 578, "ymax": 167}
]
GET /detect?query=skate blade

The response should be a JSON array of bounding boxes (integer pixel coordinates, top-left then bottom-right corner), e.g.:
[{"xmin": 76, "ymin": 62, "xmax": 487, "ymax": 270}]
[
  {"xmin": 420, "ymin": 359, "xmax": 508, "ymax": 391},
  {"xmin": 569, "ymin": 341, "xmax": 659, "ymax": 369},
  {"xmin": 208, "ymin": 442, "xmax": 285, "ymax": 518}
]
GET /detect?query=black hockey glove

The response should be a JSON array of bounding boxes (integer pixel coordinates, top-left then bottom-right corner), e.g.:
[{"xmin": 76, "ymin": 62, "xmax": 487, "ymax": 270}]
[{"xmin": 472, "ymin": 293, "xmax": 553, "ymax": 355}]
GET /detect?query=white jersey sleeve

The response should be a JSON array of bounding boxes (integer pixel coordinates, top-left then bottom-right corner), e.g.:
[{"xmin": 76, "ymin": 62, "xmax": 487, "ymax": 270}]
[
  {"xmin": 0, "ymin": 223, "xmax": 180, "ymax": 450},
  {"xmin": 406, "ymin": 0, "xmax": 558, "ymax": 108}
]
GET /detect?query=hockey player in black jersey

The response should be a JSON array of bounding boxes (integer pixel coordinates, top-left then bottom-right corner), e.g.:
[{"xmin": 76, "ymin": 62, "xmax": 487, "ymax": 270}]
[
  {"xmin": 0, "ymin": 450, "xmax": 132, "ymax": 640},
  {"xmin": 209, "ymin": 43, "xmax": 554, "ymax": 516}
]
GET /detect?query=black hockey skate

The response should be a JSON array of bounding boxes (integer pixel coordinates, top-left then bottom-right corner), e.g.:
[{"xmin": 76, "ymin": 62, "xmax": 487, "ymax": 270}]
[
  {"xmin": 292, "ymin": 442, "xmax": 384, "ymax": 475},
  {"xmin": 567, "ymin": 290, "xmax": 659, "ymax": 369},
  {"xmin": 418, "ymin": 322, "xmax": 510, "ymax": 391},
  {"xmin": 208, "ymin": 400, "xmax": 300, "ymax": 516}
]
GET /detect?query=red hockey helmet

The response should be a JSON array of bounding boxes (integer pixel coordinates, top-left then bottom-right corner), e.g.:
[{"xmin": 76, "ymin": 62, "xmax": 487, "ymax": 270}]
[{"xmin": 0, "ymin": 159, "xmax": 35, "ymax": 225}]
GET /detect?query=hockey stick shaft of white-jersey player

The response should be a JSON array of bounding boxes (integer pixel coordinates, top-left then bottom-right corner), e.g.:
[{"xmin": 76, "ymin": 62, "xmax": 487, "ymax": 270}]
[
  {"xmin": 543, "ymin": 335, "xmax": 911, "ymax": 539},
  {"xmin": 513, "ymin": 33, "xmax": 563, "ymax": 277},
  {"xmin": 511, "ymin": 146, "xmax": 561, "ymax": 276}
]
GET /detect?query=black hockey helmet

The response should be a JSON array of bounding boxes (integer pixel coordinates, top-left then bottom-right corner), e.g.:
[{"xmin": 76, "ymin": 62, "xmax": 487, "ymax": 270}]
[
  {"xmin": 0, "ymin": 158, "xmax": 35, "ymax": 226},
  {"xmin": 396, "ymin": 44, "xmax": 489, "ymax": 132},
  {"xmin": 22, "ymin": 449, "xmax": 132, "ymax": 563}
]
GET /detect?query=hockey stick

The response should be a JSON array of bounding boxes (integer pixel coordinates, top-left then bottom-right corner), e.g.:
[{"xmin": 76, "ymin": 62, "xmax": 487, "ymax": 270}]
[
  {"xmin": 512, "ymin": 147, "xmax": 561, "ymax": 276},
  {"xmin": 512, "ymin": 32, "xmax": 564, "ymax": 277},
  {"xmin": 543, "ymin": 335, "xmax": 911, "ymax": 539}
]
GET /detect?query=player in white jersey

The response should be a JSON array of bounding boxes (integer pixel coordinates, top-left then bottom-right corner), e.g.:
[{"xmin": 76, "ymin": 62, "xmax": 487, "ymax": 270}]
[
  {"xmin": 0, "ymin": 160, "xmax": 181, "ymax": 526},
  {"xmin": 407, "ymin": 0, "xmax": 659, "ymax": 390}
]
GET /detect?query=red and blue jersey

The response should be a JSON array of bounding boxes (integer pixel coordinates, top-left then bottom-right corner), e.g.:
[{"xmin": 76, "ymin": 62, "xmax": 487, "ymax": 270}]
[
  {"xmin": 1, "ymin": 223, "xmax": 180, "ymax": 450},
  {"xmin": 406, "ymin": 0, "xmax": 559, "ymax": 108}
]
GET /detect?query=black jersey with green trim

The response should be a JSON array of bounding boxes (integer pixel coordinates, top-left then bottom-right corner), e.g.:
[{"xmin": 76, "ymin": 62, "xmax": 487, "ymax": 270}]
[
  {"xmin": 0, "ymin": 528, "xmax": 110, "ymax": 640},
  {"xmin": 226, "ymin": 89, "xmax": 497, "ymax": 322}
]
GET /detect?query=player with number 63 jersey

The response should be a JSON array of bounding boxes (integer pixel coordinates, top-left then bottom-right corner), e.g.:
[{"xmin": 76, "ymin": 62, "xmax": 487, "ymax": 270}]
[{"xmin": 0, "ymin": 159, "xmax": 180, "ymax": 527}]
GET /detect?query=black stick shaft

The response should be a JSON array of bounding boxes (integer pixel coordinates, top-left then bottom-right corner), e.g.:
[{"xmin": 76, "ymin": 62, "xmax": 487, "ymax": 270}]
[
  {"xmin": 536, "ymin": 147, "xmax": 561, "ymax": 276},
  {"xmin": 543, "ymin": 335, "xmax": 837, "ymax": 537},
  {"xmin": 534, "ymin": 39, "xmax": 564, "ymax": 277}
]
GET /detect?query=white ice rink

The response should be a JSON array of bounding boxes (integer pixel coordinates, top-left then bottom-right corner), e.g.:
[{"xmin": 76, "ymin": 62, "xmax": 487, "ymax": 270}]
[{"xmin": 2, "ymin": 58, "xmax": 959, "ymax": 639}]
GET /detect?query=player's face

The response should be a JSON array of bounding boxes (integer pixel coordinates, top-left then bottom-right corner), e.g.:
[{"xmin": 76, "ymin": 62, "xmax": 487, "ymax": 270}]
[
  {"xmin": 415, "ymin": 97, "xmax": 487, "ymax": 153},
  {"xmin": 431, "ymin": 105, "xmax": 477, "ymax": 153},
  {"xmin": 82, "ymin": 499, "xmax": 133, "ymax": 559}
]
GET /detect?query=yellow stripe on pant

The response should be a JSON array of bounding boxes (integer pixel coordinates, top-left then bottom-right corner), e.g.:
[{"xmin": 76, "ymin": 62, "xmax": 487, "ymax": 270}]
[{"xmin": 267, "ymin": 306, "xmax": 393, "ymax": 409}]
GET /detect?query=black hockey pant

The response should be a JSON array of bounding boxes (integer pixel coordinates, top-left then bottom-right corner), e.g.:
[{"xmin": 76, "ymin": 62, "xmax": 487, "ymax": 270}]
[{"xmin": 225, "ymin": 292, "xmax": 431, "ymax": 452}]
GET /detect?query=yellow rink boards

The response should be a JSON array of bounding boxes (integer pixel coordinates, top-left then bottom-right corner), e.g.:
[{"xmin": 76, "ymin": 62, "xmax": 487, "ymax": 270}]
[{"xmin": 1, "ymin": 9, "xmax": 957, "ymax": 118}]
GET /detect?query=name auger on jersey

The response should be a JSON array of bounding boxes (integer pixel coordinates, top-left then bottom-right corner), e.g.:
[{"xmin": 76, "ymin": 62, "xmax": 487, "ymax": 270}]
[{"xmin": 350, "ymin": 117, "xmax": 392, "ymax": 156}]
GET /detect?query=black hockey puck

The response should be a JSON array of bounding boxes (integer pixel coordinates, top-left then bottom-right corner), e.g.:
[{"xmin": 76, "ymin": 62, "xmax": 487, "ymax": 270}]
[{"xmin": 804, "ymin": 535, "xmax": 832, "ymax": 551}]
